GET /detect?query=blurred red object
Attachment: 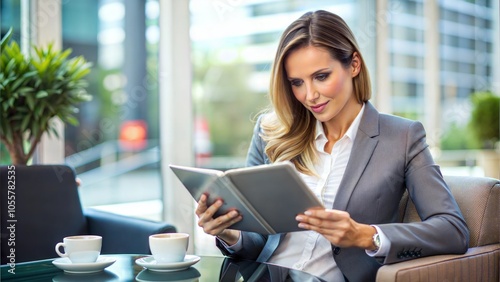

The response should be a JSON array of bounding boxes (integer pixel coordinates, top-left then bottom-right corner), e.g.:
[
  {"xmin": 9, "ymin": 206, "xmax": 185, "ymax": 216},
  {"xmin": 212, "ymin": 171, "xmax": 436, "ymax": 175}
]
[
  {"xmin": 120, "ymin": 120, "xmax": 148, "ymax": 151},
  {"xmin": 195, "ymin": 117, "xmax": 212, "ymax": 164}
]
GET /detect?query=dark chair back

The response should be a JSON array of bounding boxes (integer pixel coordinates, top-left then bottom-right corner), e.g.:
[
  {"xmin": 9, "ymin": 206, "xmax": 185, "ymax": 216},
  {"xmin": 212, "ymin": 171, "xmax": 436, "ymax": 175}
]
[{"xmin": 1, "ymin": 165, "xmax": 88, "ymax": 264}]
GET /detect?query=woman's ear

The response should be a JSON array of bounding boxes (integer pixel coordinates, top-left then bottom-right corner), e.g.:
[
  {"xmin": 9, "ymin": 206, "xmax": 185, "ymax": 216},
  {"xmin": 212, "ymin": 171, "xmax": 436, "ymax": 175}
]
[{"xmin": 351, "ymin": 52, "xmax": 361, "ymax": 77}]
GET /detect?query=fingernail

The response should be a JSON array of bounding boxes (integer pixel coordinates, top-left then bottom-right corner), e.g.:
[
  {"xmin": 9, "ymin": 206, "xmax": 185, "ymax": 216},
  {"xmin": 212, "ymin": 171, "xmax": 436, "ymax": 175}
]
[
  {"xmin": 230, "ymin": 210, "xmax": 238, "ymax": 217},
  {"xmin": 295, "ymin": 215, "xmax": 303, "ymax": 221},
  {"xmin": 304, "ymin": 211, "xmax": 312, "ymax": 216},
  {"xmin": 298, "ymin": 223, "xmax": 306, "ymax": 228}
]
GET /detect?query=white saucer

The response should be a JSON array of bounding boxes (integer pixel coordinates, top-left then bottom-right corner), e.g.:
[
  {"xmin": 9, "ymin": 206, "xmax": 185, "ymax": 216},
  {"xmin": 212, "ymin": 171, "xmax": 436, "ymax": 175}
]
[
  {"xmin": 135, "ymin": 255, "xmax": 201, "ymax": 272},
  {"xmin": 52, "ymin": 257, "xmax": 117, "ymax": 274}
]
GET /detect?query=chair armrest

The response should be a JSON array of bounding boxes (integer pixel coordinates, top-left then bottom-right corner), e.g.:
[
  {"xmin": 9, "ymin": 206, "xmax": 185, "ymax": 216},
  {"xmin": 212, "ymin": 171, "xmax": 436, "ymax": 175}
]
[
  {"xmin": 84, "ymin": 208, "xmax": 176, "ymax": 255},
  {"xmin": 376, "ymin": 244, "xmax": 500, "ymax": 282}
]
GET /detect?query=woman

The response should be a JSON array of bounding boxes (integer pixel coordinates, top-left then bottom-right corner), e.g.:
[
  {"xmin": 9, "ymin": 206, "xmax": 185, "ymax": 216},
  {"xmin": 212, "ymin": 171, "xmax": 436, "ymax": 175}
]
[{"xmin": 196, "ymin": 10, "xmax": 469, "ymax": 281}]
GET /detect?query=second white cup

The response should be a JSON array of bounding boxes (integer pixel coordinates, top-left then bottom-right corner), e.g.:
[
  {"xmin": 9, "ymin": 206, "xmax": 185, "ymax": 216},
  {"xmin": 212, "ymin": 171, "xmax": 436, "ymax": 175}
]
[
  {"xmin": 149, "ymin": 233, "xmax": 189, "ymax": 263},
  {"xmin": 55, "ymin": 235, "xmax": 102, "ymax": 263}
]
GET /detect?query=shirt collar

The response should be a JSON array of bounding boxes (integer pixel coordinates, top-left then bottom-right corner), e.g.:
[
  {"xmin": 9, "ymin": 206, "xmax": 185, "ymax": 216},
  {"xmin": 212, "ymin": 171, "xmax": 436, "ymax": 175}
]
[{"xmin": 314, "ymin": 103, "xmax": 366, "ymax": 143}]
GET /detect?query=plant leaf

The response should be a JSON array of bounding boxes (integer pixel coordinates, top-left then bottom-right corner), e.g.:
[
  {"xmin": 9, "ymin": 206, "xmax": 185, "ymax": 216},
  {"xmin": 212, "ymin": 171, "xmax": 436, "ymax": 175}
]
[
  {"xmin": 0, "ymin": 27, "xmax": 13, "ymax": 49},
  {"xmin": 26, "ymin": 94, "xmax": 35, "ymax": 110},
  {"xmin": 20, "ymin": 114, "xmax": 31, "ymax": 131},
  {"xmin": 36, "ymin": 90, "xmax": 49, "ymax": 98}
]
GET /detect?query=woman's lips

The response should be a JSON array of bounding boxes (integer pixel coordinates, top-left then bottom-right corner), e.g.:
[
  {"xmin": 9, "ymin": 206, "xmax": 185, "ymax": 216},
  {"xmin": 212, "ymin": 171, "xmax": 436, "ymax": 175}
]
[{"xmin": 310, "ymin": 101, "xmax": 328, "ymax": 113}]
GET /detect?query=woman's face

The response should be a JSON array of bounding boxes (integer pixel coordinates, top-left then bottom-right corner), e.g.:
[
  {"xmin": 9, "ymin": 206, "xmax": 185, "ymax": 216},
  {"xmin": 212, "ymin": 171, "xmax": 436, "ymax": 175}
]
[{"xmin": 284, "ymin": 45, "xmax": 360, "ymax": 124}]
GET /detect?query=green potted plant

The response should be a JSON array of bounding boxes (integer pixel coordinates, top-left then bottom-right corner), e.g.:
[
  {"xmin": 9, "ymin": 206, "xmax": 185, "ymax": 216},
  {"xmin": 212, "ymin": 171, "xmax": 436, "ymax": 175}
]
[
  {"xmin": 468, "ymin": 91, "xmax": 500, "ymax": 178},
  {"xmin": 0, "ymin": 28, "xmax": 92, "ymax": 165}
]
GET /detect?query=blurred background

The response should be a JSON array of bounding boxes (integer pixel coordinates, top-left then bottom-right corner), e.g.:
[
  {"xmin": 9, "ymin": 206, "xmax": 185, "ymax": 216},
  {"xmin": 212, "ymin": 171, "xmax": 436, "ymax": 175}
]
[{"xmin": 1, "ymin": 0, "xmax": 499, "ymax": 255}]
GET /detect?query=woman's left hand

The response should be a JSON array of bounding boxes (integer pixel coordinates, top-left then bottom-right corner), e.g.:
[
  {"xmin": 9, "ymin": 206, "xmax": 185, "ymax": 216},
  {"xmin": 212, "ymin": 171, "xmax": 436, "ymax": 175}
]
[{"xmin": 296, "ymin": 209, "xmax": 376, "ymax": 250}]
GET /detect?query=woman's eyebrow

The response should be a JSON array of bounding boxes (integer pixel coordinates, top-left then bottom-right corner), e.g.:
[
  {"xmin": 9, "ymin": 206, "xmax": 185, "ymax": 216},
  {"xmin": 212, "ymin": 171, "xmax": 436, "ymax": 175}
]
[
  {"xmin": 287, "ymin": 68, "xmax": 330, "ymax": 80},
  {"xmin": 310, "ymin": 68, "xmax": 330, "ymax": 76}
]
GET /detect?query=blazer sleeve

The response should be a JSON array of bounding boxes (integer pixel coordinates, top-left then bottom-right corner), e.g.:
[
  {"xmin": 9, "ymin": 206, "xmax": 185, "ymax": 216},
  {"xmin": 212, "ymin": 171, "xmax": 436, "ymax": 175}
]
[
  {"xmin": 246, "ymin": 115, "xmax": 269, "ymax": 167},
  {"xmin": 378, "ymin": 121, "xmax": 469, "ymax": 264},
  {"xmin": 216, "ymin": 116, "xmax": 269, "ymax": 259}
]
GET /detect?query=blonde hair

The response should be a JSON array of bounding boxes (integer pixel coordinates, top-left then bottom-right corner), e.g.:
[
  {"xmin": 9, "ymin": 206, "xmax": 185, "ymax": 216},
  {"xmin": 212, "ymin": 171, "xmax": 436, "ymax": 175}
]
[{"xmin": 260, "ymin": 10, "xmax": 371, "ymax": 175}]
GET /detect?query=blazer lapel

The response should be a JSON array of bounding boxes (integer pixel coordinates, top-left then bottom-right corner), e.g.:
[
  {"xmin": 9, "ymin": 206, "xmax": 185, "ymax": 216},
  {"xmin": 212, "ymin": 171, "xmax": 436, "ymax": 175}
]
[{"xmin": 333, "ymin": 102, "xmax": 380, "ymax": 211}]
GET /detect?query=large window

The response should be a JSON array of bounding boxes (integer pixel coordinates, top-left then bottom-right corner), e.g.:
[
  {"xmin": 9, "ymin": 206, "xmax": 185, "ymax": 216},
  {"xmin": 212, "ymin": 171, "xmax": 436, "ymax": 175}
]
[
  {"xmin": 0, "ymin": 0, "xmax": 163, "ymax": 221},
  {"xmin": 62, "ymin": 0, "xmax": 163, "ymax": 220}
]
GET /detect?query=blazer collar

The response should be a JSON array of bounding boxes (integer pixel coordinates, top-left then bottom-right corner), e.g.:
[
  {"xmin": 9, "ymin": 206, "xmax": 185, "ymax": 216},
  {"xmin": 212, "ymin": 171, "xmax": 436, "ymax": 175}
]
[
  {"xmin": 358, "ymin": 101, "xmax": 380, "ymax": 138},
  {"xmin": 333, "ymin": 101, "xmax": 380, "ymax": 210}
]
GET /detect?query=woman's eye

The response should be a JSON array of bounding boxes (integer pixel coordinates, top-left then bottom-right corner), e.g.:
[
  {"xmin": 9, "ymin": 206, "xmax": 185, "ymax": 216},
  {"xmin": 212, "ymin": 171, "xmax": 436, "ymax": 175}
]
[
  {"xmin": 290, "ymin": 79, "xmax": 303, "ymax": 87},
  {"xmin": 316, "ymin": 73, "xmax": 329, "ymax": 81}
]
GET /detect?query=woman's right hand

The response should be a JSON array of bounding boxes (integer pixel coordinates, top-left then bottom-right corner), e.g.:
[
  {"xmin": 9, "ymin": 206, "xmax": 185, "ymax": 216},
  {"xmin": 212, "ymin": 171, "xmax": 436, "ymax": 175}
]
[{"xmin": 195, "ymin": 194, "xmax": 242, "ymax": 245}]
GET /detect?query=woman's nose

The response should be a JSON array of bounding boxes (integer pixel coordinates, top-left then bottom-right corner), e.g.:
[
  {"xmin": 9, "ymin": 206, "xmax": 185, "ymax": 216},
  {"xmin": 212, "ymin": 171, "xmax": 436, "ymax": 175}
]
[{"xmin": 305, "ymin": 84, "xmax": 319, "ymax": 102}]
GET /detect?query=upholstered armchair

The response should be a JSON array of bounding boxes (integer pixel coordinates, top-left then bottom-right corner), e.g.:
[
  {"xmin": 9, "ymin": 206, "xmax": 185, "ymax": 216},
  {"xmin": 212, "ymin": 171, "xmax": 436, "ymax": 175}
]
[
  {"xmin": 0, "ymin": 165, "xmax": 176, "ymax": 264},
  {"xmin": 377, "ymin": 175, "xmax": 500, "ymax": 281}
]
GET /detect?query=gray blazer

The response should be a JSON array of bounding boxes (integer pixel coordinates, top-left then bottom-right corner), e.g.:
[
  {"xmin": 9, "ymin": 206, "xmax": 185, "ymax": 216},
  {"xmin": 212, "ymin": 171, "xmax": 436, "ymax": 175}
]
[{"xmin": 216, "ymin": 102, "xmax": 469, "ymax": 282}]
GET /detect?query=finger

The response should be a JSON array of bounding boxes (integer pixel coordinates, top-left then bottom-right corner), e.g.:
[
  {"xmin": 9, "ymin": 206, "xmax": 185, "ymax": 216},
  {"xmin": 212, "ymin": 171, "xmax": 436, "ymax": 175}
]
[
  {"xmin": 298, "ymin": 221, "xmax": 316, "ymax": 231},
  {"xmin": 210, "ymin": 210, "xmax": 240, "ymax": 227},
  {"xmin": 304, "ymin": 209, "xmax": 345, "ymax": 219},
  {"xmin": 215, "ymin": 215, "xmax": 243, "ymax": 234},
  {"xmin": 298, "ymin": 221, "xmax": 338, "ymax": 238},
  {"xmin": 199, "ymin": 207, "xmax": 237, "ymax": 226},
  {"xmin": 198, "ymin": 199, "xmax": 223, "ymax": 220},
  {"xmin": 198, "ymin": 193, "xmax": 207, "ymax": 204},
  {"xmin": 296, "ymin": 213, "xmax": 330, "ymax": 228},
  {"xmin": 305, "ymin": 209, "xmax": 350, "ymax": 224},
  {"xmin": 207, "ymin": 199, "xmax": 224, "ymax": 215},
  {"xmin": 195, "ymin": 195, "xmax": 210, "ymax": 217},
  {"xmin": 297, "ymin": 212, "xmax": 348, "ymax": 233},
  {"xmin": 212, "ymin": 212, "xmax": 243, "ymax": 233},
  {"xmin": 201, "ymin": 211, "xmax": 242, "ymax": 236}
]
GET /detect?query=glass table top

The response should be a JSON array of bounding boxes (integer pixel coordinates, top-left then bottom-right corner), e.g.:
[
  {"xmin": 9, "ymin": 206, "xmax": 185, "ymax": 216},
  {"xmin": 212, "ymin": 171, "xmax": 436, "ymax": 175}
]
[{"xmin": 0, "ymin": 254, "xmax": 326, "ymax": 282}]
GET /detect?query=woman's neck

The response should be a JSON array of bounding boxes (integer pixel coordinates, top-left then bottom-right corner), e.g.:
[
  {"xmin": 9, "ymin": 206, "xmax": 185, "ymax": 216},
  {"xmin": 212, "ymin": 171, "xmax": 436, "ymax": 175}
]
[
  {"xmin": 323, "ymin": 102, "xmax": 362, "ymax": 140},
  {"xmin": 322, "ymin": 100, "xmax": 363, "ymax": 153}
]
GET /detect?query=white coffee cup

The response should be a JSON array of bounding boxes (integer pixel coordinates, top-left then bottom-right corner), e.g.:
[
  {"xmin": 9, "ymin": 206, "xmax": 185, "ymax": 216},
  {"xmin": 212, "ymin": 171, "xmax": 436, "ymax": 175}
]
[
  {"xmin": 55, "ymin": 235, "xmax": 102, "ymax": 263},
  {"xmin": 149, "ymin": 233, "xmax": 189, "ymax": 263}
]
